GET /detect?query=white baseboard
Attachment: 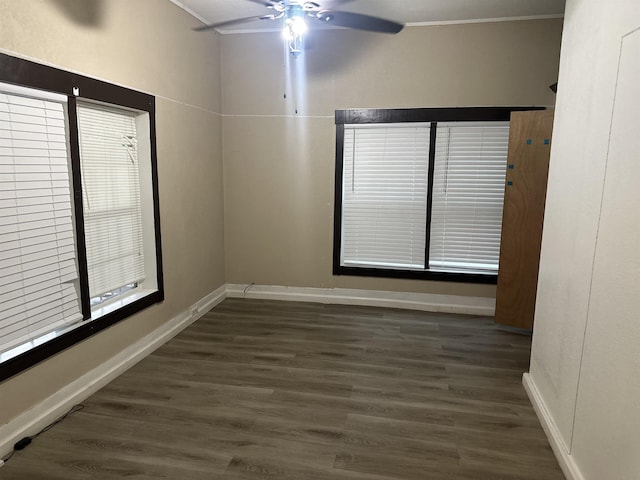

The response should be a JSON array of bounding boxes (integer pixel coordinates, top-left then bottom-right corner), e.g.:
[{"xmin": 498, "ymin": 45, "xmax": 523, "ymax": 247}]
[
  {"xmin": 523, "ymin": 373, "xmax": 584, "ymax": 480},
  {"xmin": 226, "ymin": 284, "xmax": 495, "ymax": 316},
  {"xmin": 0, "ymin": 284, "xmax": 227, "ymax": 460}
]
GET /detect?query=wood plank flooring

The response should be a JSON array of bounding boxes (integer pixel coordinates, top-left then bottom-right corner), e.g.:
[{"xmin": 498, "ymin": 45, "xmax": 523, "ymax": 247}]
[{"xmin": 1, "ymin": 299, "xmax": 564, "ymax": 479}]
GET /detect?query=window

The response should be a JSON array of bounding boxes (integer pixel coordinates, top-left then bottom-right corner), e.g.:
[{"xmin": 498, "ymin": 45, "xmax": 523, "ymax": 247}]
[
  {"xmin": 341, "ymin": 123, "xmax": 430, "ymax": 270},
  {"xmin": 0, "ymin": 53, "xmax": 163, "ymax": 382},
  {"xmin": 0, "ymin": 84, "xmax": 83, "ymax": 355},
  {"xmin": 334, "ymin": 108, "xmax": 541, "ymax": 283},
  {"xmin": 429, "ymin": 122, "xmax": 511, "ymax": 272},
  {"xmin": 77, "ymin": 102, "xmax": 157, "ymax": 307}
]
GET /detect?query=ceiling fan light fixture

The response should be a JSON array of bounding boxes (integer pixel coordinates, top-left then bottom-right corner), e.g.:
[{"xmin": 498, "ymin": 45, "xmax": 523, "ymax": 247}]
[
  {"xmin": 291, "ymin": 16, "xmax": 308, "ymax": 35},
  {"xmin": 283, "ymin": 15, "xmax": 307, "ymax": 39},
  {"xmin": 282, "ymin": 13, "xmax": 307, "ymax": 56}
]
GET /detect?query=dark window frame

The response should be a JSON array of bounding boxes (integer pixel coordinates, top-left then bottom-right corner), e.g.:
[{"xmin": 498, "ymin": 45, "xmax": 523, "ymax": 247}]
[
  {"xmin": 333, "ymin": 107, "xmax": 543, "ymax": 284},
  {"xmin": 0, "ymin": 53, "xmax": 164, "ymax": 382}
]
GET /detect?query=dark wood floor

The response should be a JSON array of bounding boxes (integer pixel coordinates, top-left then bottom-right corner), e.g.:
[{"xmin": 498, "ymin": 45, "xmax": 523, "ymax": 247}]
[{"xmin": 1, "ymin": 299, "xmax": 564, "ymax": 479}]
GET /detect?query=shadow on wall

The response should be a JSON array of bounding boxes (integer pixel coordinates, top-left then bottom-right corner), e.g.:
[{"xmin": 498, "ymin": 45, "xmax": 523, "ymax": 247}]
[
  {"xmin": 304, "ymin": 28, "xmax": 387, "ymax": 76},
  {"xmin": 50, "ymin": 0, "xmax": 106, "ymax": 26}
]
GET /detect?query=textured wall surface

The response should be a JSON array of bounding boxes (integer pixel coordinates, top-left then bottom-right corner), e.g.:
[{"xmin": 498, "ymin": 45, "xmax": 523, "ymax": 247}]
[{"xmin": 530, "ymin": 1, "xmax": 640, "ymax": 478}]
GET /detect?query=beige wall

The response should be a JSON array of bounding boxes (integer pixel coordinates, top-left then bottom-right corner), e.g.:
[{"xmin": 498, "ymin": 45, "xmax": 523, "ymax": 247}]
[
  {"xmin": 0, "ymin": 0, "xmax": 225, "ymax": 424},
  {"xmin": 221, "ymin": 19, "xmax": 563, "ymax": 297}
]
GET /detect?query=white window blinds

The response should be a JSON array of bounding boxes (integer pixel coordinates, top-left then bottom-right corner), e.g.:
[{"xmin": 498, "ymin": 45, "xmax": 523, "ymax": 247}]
[
  {"xmin": 0, "ymin": 83, "xmax": 83, "ymax": 354},
  {"xmin": 77, "ymin": 102, "xmax": 145, "ymax": 299},
  {"xmin": 341, "ymin": 124, "xmax": 430, "ymax": 269},
  {"xmin": 429, "ymin": 121, "xmax": 510, "ymax": 272}
]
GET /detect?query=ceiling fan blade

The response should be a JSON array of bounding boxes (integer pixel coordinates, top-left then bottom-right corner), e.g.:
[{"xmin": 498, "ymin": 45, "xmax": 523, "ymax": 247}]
[
  {"xmin": 315, "ymin": 10, "xmax": 403, "ymax": 34},
  {"xmin": 244, "ymin": 0, "xmax": 354, "ymax": 7},
  {"xmin": 193, "ymin": 15, "xmax": 273, "ymax": 32},
  {"xmin": 325, "ymin": 0, "xmax": 357, "ymax": 6},
  {"xmin": 245, "ymin": 0, "xmax": 278, "ymax": 6}
]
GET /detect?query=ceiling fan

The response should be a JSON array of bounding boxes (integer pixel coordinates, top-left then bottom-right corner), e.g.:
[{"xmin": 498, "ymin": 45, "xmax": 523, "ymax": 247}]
[{"xmin": 194, "ymin": 0, "xmax": 404, "ymax": 56}]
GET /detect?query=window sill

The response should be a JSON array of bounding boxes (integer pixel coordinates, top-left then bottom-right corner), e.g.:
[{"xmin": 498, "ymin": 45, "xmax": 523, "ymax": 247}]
[
  {"xmin": 0, "ymin": 326, "xmax": 75, "ymax": 364},
  {"xmin": 91, "ymin": 288, "xmax": 158, "ymax": 321},
  {"xmin": 334, "ymin": 265, "xmax": 498, "ymax": 284},
  {"xmin": 0, "ymin": 289, "xmax": 159, "ymax": 365},
  {"xmin": 0, "ymin": 289, "xmax": 163, "ymax": 383}
]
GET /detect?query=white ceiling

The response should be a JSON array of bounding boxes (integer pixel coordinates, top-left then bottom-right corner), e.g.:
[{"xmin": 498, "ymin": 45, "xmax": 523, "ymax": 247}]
[{"xmin": 171, "ymin": 0, "xmax": 565, "ymax": 33}]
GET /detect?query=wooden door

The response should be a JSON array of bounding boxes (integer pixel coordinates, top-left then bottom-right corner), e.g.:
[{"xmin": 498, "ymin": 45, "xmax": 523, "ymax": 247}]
[{"xmin": 495, "ymin": 109, "xmax": 554, "ymax": 330}]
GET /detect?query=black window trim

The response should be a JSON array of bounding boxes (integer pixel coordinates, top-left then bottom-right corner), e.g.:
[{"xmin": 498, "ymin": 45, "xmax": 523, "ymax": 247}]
[
  {"xmin": 0, "ymin": 53, "xmax": 164, "ymax": 383},
  {"xmin": 333, "ymin": 106, "xmax": 544, "ymax": 284}
]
